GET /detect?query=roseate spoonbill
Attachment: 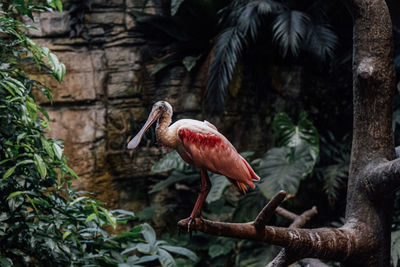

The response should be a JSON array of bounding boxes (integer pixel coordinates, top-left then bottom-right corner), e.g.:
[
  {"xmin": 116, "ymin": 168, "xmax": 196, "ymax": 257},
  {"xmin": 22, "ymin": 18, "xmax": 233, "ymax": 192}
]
[{"xmin": 127, "ymin": 101, "xmax": 260, "ymax": 230}]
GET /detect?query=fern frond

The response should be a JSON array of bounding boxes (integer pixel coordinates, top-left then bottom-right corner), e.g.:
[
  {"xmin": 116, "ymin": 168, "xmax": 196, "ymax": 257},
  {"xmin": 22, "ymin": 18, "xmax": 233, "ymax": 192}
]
[
  {"xmin": 207, "ymin": 0, "xmax": 283, "ymax": 109},
  {"xmin": 304, "ymin": 23, "xmax": 338, "ymax": 61},
  {"xmin": 272, "ymin": 10, "xmax": 310, "ymax": 57},
  {"xmin": 206, "ymin": 27, "xmax": 243, "ymax": 109}
]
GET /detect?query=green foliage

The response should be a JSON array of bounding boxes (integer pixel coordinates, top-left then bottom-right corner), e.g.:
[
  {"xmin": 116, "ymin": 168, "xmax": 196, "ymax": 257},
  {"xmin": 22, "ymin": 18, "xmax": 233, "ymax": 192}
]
[
  {"xmin": 316, "ymin": 132, "xmax": 350, "ymax": 204},
  {"xmin": 256, "ymin": 112, "xmax": 319, "ymax": 199},
  {"xmin": 206, "ymin": 173, "xmax": 232, "ymax": 204},
  {"xmin": 151, "ymin": 150, "xmax": 195, "ymax": 174},
  {"xmin": 272, "ymin": 10, "xmax": 310, "ymax": 57},
  {"xmin": 0, "ymin": 2, "xmax": 196, "ymax": 266},
  {"xmin": 118, "ymin": 223, "xmax": 198, "ymax": 267},
  {"xmin": 256, "ymin": 145, "xmax": 315, "ymax": 199},
  {"xmin": 206, "ymin": 0, "xmax": 339, "ymax": 108}
]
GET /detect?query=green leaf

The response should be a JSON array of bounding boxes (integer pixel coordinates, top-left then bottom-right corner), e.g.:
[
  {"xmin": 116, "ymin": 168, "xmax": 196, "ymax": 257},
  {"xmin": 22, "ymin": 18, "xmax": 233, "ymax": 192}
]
[
  {"xmin": 208, "ymin": 242, "xmax": 235, "ymax": 258},
  {"xmin": 206, "ymin": 173, "xmax": 231, "ymax": 203},
  {"xmin": 273, "ymin": 111, "xmax": 319, "ymax": 160},
  {"xmin": 6, "ymin": 191, "xmax": 24, "ymax": 200},
  {"xmin": 151, "ymin": 151, "xmax": 193, "ymax": 173},
  {"xmin": 34, "ymin": 153, "xmax": 47, "ymax": 179},
  {"xmin": 53, "ymin": 143, "xmax": 63, "ymax": 159},
  {"xmin": 171, "ymin": 0, "xmax": 185, "ymax": 15},
  {"xmin": 65, "ymin": 165, "xmax": 79, "ymax": 178},
  {"xmin": 69, "ymin": 196, "xmax": 88, "ymax": 206},
  {"xmin": 3, "ymin": 166, "xmax": 16, "ymax": 179},
  {"xmin": 42, "ymin": 138, "xmax": 54, "ymax": 159},
  {"xmin": 392, "ymin": 230, "xmax": 400, "ymax": 267},
  {"xmin": 85, "ymin": 213, "xmax": 97, "ymax": 223},
  {"xmin": 157, "ymin": 248, "xmax": 177, "ymax": 267},
  {"xmin": 63, "ymin": 231, "xmax": 72, "ymax": 240},
  {"xmin": 160, "ymin": 245, "xmax": 198, "ymax": 262},
  {"xmin": 54, "ymin": 0, "xmax": 63, "ymax": 12},
  {"xmin": 141, "ymin": 223, "xmax": 156, "ymax": 246},
  {"xmin": 0, "ymin": 257, "xmax": 13, "ymax": 267},
  {"xmin": 26, "ymin": 101, "xmax": 37, "ymax": 122},
  {"xmin": 99, "ymin": 206, "xmax": 117, "ymax": 230},
  {"xmin": 182, "ymin": 55, "xmax": 201, "ymax": 72},
  {"xmin": 256, "ymin": 145, "xmax": 315, "ymax": 199}
]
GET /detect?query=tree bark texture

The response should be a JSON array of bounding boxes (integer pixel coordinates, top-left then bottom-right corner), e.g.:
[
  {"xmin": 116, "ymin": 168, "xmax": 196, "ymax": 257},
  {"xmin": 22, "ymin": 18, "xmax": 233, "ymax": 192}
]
[{"xmin": 178, "ymin": 0, "xmax": 399, "ymax": 266}]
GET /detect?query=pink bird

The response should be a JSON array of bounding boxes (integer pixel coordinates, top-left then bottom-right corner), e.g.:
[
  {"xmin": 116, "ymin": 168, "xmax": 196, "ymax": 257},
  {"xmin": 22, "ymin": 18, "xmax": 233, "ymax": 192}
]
[{"xmin": 127, "ymin": 101, "xmax": 260, "ymax": 230}]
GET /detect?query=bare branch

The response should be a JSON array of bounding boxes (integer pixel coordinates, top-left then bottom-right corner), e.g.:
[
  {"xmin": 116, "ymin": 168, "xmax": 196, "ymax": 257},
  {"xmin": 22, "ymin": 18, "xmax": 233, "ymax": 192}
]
[
  {"xmin": 291, "ymin": 206, "xmax": 318, "ymax": 228},
  {"xmin": 275, "ymin": 207, "xmax": 298, "ymax": 221},
  {"xmin": 254, "ymin": 190, "xmax": 286, "ymax": 229}
]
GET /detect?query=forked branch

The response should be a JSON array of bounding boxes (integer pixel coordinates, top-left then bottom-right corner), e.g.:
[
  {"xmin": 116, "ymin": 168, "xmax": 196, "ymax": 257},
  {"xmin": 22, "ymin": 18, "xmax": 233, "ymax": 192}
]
[{"xmin": 178, "ymin": 191, "xmax": 359, "ymax": 262}]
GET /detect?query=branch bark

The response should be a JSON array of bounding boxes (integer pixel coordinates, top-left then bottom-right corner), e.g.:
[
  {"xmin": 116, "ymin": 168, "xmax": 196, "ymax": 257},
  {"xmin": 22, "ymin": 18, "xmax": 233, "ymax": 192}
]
[{"xmin": 267, "ymin": 206, "xmax": 321, "ymax": 267}]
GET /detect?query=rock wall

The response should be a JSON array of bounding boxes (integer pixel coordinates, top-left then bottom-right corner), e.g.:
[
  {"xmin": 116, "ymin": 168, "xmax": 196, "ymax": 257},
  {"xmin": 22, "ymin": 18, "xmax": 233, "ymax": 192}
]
[{"xmin": 29, "ymin": 0, "xmax": 278, "ymax": 214}]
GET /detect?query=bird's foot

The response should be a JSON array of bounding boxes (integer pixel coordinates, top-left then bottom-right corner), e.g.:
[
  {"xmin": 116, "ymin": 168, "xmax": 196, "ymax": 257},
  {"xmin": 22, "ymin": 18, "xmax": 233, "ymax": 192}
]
[
  {"xmin": 182, "ymin": 216, "xmax": 203, "ymax": 235},
  {"xmin": 187, "ymin": 216, "xmax": 196, "ymax": 233}
]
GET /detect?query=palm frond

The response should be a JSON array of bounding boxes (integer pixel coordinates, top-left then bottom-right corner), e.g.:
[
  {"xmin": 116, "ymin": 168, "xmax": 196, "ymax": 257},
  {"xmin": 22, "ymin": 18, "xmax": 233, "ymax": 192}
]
[
  {"xmin": 206, "ymin": 27, "xmax": 243, "ymax": 109},
  {"xmin": 207, "ymin": 0, "xmax": 283, "ymax": 109},
  {"xmin": 272, "ymin": 10, "xmax": 310, "ymax": 57},
  {"xmin": 304, "ymin": 24, "xmax": 338, "ymax": 61}
]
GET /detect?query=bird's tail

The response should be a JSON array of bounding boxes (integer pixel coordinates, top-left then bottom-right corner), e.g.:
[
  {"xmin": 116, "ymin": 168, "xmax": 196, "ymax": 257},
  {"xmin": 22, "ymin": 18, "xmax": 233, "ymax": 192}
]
[
  {"xmin": 235, "ymin": 181, "xmax": 248, "ymax": 194},
  {"xmin": 241, "ymin": 156, "xmax": 261, "ymax": 183}
]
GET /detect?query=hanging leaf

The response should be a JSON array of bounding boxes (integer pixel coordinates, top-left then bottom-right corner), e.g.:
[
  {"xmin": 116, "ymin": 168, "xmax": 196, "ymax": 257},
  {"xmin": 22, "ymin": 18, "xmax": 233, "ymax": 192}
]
[
  {"xmin": 53, "ymin": 143, "xmax": 63, "ymax": 159},
  {"xmin": 272, "ymin": 10, "xmax": 310, "ymax": 57},
  {"xmin": 34, "ymin": 153, "xmax": 47, "ymax": 179},
  {"xmin": 304, "ymin": 24, "xmax": 338, "ymax": 61},
  {"xmin": 256, "ymin": 145, "xmax": 315, "ymax": 199},
  {"xmin": 62, "ymin": 231, "xmax": 72, "ymax": 240},
  {"xmin": 41, "ymin": 138, "xmax": 54, "ymax": 159}
]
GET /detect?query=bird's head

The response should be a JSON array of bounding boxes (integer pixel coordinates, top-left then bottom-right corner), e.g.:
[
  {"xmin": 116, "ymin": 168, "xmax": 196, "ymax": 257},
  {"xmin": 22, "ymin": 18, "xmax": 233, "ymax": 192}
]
[{"xmin": 127, "ymin": 101, "xmax": 173, "ymax": 150}]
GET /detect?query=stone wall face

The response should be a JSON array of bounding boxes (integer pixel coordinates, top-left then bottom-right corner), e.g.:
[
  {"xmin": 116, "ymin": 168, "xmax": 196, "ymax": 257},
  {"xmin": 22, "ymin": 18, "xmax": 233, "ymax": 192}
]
[{"xmin": 30, "ymin": 1, "xmax": 274, "ymax": 213}]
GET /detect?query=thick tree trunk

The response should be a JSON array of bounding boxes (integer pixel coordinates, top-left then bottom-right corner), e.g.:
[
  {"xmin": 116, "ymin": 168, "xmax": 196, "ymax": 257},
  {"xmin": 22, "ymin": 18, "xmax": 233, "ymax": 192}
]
[{"xmin": 342, "ymin": 0, "xmax": 396, "ymax": 265}]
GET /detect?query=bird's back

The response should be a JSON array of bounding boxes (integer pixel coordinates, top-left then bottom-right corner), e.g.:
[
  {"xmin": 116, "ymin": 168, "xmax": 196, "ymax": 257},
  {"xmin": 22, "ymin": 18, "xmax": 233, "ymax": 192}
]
[{"xmin": 175, "ymin": 120, "xmax": 260, "ymax": 191}]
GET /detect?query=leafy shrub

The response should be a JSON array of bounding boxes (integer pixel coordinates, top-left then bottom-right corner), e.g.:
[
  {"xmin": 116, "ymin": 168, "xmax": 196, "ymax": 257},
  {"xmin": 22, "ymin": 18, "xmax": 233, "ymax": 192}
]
[{"xmin": 0, "ymin": 2, "xmax": 196, "ymax": 266}]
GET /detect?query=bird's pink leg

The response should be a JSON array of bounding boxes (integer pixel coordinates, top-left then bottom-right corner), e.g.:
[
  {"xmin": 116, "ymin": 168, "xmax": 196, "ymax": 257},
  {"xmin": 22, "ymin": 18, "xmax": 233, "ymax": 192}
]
[{"xmin": 187, "ymin": 168, "xmax": 211, "ymax": 232}]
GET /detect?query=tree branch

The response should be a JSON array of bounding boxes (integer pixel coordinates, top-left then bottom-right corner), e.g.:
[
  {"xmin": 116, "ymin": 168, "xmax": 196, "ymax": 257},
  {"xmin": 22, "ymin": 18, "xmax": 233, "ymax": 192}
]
[
  {"xmin": 254, "ymin": 190, "xmax": 286, "ymax": 229},
  {"xmin": 366, "ymin": 157, "xmax": 400, "ymax": 194},
  {"xmin": 178, "ymin": 215, "xmax": 358, "ymax": 261},
  {"xmin": 267, "ymin": 206, "xmax": 320, "ymax": 267}
]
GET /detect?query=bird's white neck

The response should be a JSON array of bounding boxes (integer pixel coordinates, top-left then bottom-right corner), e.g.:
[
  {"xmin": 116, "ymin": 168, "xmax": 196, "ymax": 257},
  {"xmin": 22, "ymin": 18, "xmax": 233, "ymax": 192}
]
[{"xmin": 156, "ymin": 112, "xmax": 176, "ymax": 148}]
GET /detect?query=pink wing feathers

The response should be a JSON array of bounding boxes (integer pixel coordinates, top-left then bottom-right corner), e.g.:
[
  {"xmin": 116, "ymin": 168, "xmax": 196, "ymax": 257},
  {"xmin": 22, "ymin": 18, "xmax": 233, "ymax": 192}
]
[{"xmin": 177, "ymin": 126, "xmax": 260, "ymax": 192}]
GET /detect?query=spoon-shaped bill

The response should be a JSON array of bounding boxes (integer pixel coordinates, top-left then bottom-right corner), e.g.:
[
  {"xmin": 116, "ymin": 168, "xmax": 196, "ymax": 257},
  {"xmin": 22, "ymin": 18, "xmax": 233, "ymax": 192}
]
[{"xmin": 127, "ymin": 107, "xmax": 161, "ymax": 149}]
